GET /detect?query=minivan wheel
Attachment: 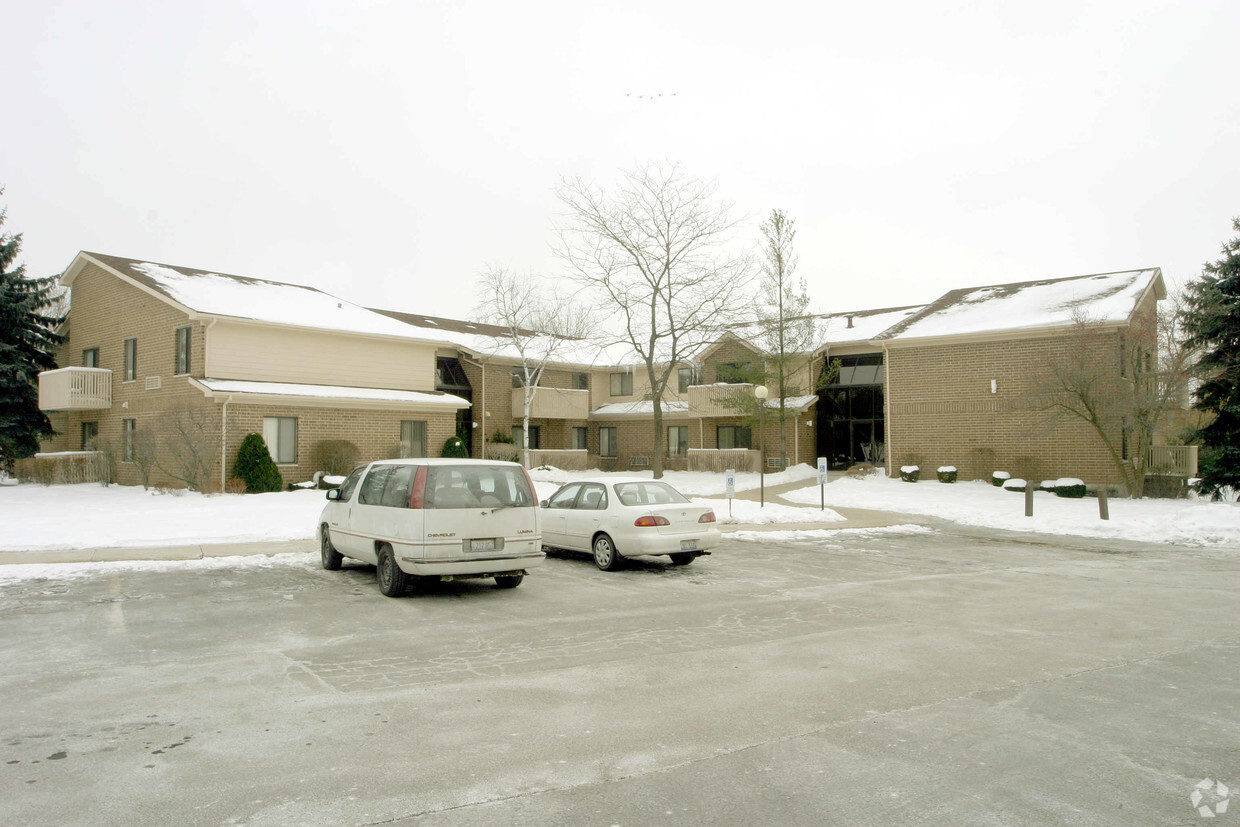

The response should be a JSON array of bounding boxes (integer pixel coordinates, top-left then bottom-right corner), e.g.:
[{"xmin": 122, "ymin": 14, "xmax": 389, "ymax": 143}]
[
  {"xmin": 494, "ymin": 574, "xmax": 523, "ymax": 589},
  {"xmin": 669, "ymin": 553, "xmax": 695, "ymax": 566},
  {"xmin": 320, "ymin": 525, "xmax": 343, "ymax": 571},
  {"xmin": 592, "ymin": 534, "xmax": 623, "ymax": 571},
  {"xmin": 377, "ymin": 546, "xmax": 408, "ymax": 597}
]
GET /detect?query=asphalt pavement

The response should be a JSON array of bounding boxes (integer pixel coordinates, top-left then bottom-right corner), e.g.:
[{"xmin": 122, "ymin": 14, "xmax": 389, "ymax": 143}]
[{"xmin": 1, "ymin": 521, "xmax": 1236, "ymax": 825}]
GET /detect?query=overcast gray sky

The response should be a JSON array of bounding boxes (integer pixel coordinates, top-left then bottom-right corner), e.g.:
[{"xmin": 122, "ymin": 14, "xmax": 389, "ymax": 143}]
[{"xmin": 4, "ymin": 0, "xmax": 1237, "ymax": 319}]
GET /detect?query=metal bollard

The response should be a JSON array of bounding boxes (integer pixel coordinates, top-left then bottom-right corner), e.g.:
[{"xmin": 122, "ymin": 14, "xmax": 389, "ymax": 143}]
[
  {"xmin": 1098, "ymin": 486, "xmax": 1109, "ymax": 520},
  {"xmin": 1025, "ymin": 484, "xmax": 1034, "ymax": 517}
]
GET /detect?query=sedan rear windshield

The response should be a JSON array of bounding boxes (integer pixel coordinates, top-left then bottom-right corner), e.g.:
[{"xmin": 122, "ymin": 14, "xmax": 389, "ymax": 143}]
[
  {"xmin": 425, "ymin": 466, "xmax": 536, "ymax": 509},
  {"xmin": 613, "ymin": 481, "xmax": 690, "ymax": 506}
]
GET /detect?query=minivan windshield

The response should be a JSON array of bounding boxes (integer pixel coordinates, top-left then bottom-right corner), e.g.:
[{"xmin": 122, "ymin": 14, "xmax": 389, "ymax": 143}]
[{"xmin": 424, "ymin": 465, "xmax": 536, "ymax": 509}]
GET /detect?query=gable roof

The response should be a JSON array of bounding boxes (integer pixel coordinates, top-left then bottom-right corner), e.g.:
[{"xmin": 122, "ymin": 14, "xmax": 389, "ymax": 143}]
[
  {"xmin": 367, "ymin": 307, "xmax": 541, "ymax": 339},
  {"xmin": 70, "ymin": 252, "xmax": 447, "ymax": 344},
  {"xmin": 876, "ymin": 268, "xmax": 1164, "ymax": 342}
]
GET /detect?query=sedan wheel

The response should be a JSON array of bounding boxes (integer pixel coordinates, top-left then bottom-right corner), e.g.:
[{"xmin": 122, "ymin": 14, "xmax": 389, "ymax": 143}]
[
  {"xmin": 320, "ymin": 525, "xmax": 343, "ymax": 571},
  {"xmin": 377, "ymin": 546, "xmax": 409, "ymax": 597},
  {"xmin": 592, "ymin": 533, "xmax": 623, "ymax": 571}
]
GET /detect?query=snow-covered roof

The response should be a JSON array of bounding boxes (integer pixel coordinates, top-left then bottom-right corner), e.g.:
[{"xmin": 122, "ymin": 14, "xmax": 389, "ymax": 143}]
[
  {"xmin": 764, "ymin": 395, "xmax": 817, "ymax": 412},
  {"xmin": 194, "ymin": 379, "xmax": 470, "ymax": 408},
  {"xmin": 81, "ymin": 253, "xmax": 447, "ymax": 343},
  {"xmin": 877, "ymin": 269, "xmax": 1164, "ymax": 342},
  {"xmin": 816, "ymin": 306, "xmax": 926, "ymax": 345},
  {"xmin": 591, "ymin": 400, "xmax": 691, "ymax": 418}
]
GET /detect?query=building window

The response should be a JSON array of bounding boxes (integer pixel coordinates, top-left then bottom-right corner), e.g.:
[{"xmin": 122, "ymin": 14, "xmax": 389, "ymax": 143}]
[
  {"xmin": 717, "ymin": 425, "xmax": 751, "ymax": 450},
  {"xmin": 123, "ymin": 419, "xmax": 135, "ymax": 462},
  {"xmin": 400, "ymin": 420, "xmax": 427, "ymax": 458},
  {"xmin": 609, "ymin": 372, "xmax": 632, "ymax": 396},
  {"xmin": 512, "ymin": 367, "xmax": 527, "ymax": 388},
  {"xmin": 678, "ymin": 367, "xmax": 698, "ymax": 393},
  {"xmin": 82, "ymin": 348, "xmax": 99, "ymax": 367},
  {"xmin": 599, "ymin": 427, "xmax": 618, "ymax": 457},
  {"xmin": 174, "ymin": 326, "xmax": 191, "ymax": 375},
  {"xmin": 668, "ymin": 425, "xmax": 688, "ymax": 455},
  {"xmin": 263, "ymin": 416, "xmax": 298, "ymax": 464},
  {"xmin": 572, "ymin": 372, "xmax": 589, "ymax": 390},
  {"xmin": 515, "ymin": 425, "xmax": 540, "ymax": 450},
  {"xmin": 572, "ymin": 427, "xmax": 588, "ymax": 450},
  {"xmin": 123, "ymin": 338, "xmax": 137, "ymax": 381},
  {"xmin": 716, "ymin": 362, "xmax": 751, "ymax": 384},
  {"xmin": 81, "ymin": 421, "xmax": 99, "ymax": 450},
  {"xmin": 1121, "ymin": 417, "xmax": 1129, "ymax": 461},
  {"xmin": 1119, "ymin": 334, "xmax": 1128, "ymax": 378}
]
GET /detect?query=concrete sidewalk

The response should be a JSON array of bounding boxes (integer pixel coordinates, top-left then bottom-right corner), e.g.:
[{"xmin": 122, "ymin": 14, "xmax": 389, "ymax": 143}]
[{"xmin": 0, "ymin": 478, "xmax": 920, "ymax": 565}]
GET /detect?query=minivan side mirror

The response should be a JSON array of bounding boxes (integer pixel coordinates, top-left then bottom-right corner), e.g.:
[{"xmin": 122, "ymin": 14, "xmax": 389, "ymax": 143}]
[{"xmin": 326, "ymin": 488, "xmax": 342, "ymax": 501}]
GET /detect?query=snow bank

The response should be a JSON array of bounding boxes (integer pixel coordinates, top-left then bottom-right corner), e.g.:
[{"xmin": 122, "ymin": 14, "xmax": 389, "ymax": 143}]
[
  {"xmin": 528, "ymin": 463, "xmax": 821, "ymax": 496},
  {"xmin": 783, "ymin": 476, "xmax": 1240, "ymax": 548}
]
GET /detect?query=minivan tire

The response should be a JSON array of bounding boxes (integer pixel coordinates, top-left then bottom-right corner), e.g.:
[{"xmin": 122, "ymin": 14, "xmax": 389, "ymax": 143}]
[
  {"xmin": 320, "ymin": 525, "xmax": 343, "ymax": 571},
  {"xmin": 669, "ymin": 553, "xmax": 695, "ymax": 566},
  {"xmin": 592, "ymin": 533, "xmax": 623, "ymax": 571},
  {"xmin": 494, "ymin": 574, "xmax": 523, "ymax": 589},
  {"xmin": 377, "ymin": 546, "xmax": 409, "ymax": 597}
]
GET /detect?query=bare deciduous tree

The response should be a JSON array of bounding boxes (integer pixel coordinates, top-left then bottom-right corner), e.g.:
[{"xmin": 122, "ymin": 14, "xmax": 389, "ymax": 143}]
[
  {"xmin": 156, "ymin": 403, "xmax": 220, "ymax": 491},
  {"xmin": 130, "ymin": 426, "xmax": 158, "ymax": 490},
  {"xmin": 473, "ymin": 266, "xmax": 595, "ymax": 468},
  {"xmin": 557, "ymin": 162, "xmax": 753, "ymax": 477},
  {"xmin": 1040, "ymin": 306, "xmax": 1189, "ymax": 497}
]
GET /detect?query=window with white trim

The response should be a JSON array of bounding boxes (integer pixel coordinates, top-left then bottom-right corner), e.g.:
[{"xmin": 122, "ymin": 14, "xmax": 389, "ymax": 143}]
[
  {"xmin": 609, "ymin": 372, "xmax": 632, "ymax": 396},
  {"xmin": 400, "ymin": 420, "xmax": 427, "ymax": 458},
  {"xmin": 599, "ymin": 427, "xmax": 618, "ymax": 457},
  {"xmin": 123, "ymin": 338, "xmax": 137, "ymax": 381},
  {"xmin": 263, "ymin": 416, "xmax": 298, "ymax": 464},
  {"xmin": 175, "ymin": 326, "xmax": 191, "ymax": 375}
]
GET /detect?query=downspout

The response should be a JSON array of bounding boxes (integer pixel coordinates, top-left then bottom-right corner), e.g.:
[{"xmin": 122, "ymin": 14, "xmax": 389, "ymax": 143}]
[
  {"xmin": 221, "ymin": 395, "xmax": 232, "ymax": 492},
  {"xmin": 881, "ymin": 341, "xmax": 891, "ymax": 478}
]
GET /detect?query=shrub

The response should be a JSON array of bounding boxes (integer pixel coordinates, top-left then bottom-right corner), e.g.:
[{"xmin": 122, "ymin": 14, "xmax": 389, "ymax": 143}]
[
  {"xmin": 488, "ymin": 429, "xmax": 515, "ymax": 444},
  {"xmin": 442, "ymin": 435, "xmax": 469, "ymax": 458},
  {"xmin": 1054, "ymin": 478, "xmax": 1087, "ymax": 498},
  {"xmin": 225, "ymin": 477, "xmax": 247, "ymax": 494},
  {"xmin": 1002, "ymin": 478, "xmax": 1027, "ymax": 492},
  {"xmin": 232, "ymin": 433, "xmax": 283, "ymax": 493},
  {"xmin": 900, "ymin": 465, "xmax": 919, "ymax": 483},
  {"xmin": 310, "ymin": 439, "xmax": 359, "ymax": 476},
  {"xmin": 992, "ymin": 471, "xmax": 1010, "ymax": 487},
  {"xmin": 845, "ymin": 463, "xmax": 877, "ymax": 479},
  {"xmin": 937, "ymin": 466, "xmax": 957, "ymax": 484}
]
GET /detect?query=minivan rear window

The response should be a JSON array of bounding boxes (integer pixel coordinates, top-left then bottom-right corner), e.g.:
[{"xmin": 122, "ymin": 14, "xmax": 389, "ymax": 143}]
[{"xmin": 424, "ymin": 466, "xmax": 535, "ymax": 509}]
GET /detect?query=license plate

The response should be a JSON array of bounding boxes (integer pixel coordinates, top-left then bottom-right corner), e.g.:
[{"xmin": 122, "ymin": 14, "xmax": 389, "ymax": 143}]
[
  {"xmin": 680, "ymin": 540, "xmax": 698, "ymax": 551},
  {"xmin": 470, "ymin": 538, "xmax": 497, "ymax": 552}
]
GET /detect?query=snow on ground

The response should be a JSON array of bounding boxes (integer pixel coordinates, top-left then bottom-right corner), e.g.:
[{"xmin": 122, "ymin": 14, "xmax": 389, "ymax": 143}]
[
  {"xmin": 692, "ymin": 498, "xmax": 843, "ymax": 525},
  {"xmin": 783, "ymin": 475, "xmax": 1240, "ymax": 548},
  {"xmin": 0, "ymin": 484, "xmax": 326, "ymax": 552},
  {"xmin": 528, "ymin": 463, "xmax": 821, "ymax": 496},
  {"xmin": 0, "ymin": 552, "xmax": 311, "ymax": 583},
  {"xmin": 728, "ymin": 525, "xmax": 934, "ymax": 543}
]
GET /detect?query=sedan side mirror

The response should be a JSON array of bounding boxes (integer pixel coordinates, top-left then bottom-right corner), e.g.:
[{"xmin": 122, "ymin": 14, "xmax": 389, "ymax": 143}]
[
  {"xmin": 326, "ymin": 488, "xmax": 342, "ymax": 501},
  {"xmin": 540, "ymin": 499, "xmax": 549, "ymax": 508}
]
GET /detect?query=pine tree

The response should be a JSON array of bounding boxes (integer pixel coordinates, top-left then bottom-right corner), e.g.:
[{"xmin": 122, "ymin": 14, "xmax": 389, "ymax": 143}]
[
  {"xmin": 0, "ymin": 194, "xmax": 66, "ymax": 471},
  {"xmin": 232, "ymin": 433, "xmax": 284, "ymax": 493},
  {"xmin": 1182, "ymin": 217, "xmax": 1240, "ymax": 499}
]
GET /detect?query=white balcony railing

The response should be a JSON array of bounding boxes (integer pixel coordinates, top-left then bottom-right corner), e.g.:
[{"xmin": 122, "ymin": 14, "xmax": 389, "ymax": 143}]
[
  {"xmin": 1147, "ymin": 445, "xmax": 1198, "ymax": 477},
  {"xmin": 511, "ymin": 387, "xmax": 590, "ymax": 420},
  {"xmin": 38, "ymin": 367, "xmax": 112, "ymax": 411}
]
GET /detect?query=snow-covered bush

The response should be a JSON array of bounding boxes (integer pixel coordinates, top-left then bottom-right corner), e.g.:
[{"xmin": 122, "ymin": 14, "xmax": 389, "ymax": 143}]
[
  {"xmin": 1038, "ymin": 480, "xmax": 1057, "ymax": 492},
  {"xmin": 937, "ymin": 466, "xmax": 957, "ymax": 483},
  {"xmin": 992, "ymin": 471, "xmax": 1010, "ymax": 487},
  {"xmin": 1054, "ymin": 478, "xmax": 1087, "ymax": 498},
  {"xmin": 1002, "ymin": 478, "xmax": 1027, "ymax": 492},
  {"xmin": 845, "ymin": 463, "xmax": 878, "ymax": 479},
  {"xmin": 900, "ymin": 465, "xmax": 919, "ymax": 483},
  {"xmin": 442, "ymin": 435, "xmax": 468, "ymax": 458}
]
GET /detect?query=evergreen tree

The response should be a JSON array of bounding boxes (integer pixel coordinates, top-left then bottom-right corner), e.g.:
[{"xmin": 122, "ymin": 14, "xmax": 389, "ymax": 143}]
[
  {"xmin": 1182, "ymin": 217, "xmax": 1240, "ymax": 499},
  {"xmin": 232, "ymin": 432, "xmax": 284, "ymax": 493},
  {"xmin": 0, "ymin": 194, "xmax": 66, "ymax": 471}
]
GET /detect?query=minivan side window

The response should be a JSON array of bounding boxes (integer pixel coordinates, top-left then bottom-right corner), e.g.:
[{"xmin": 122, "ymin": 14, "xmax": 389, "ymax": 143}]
[
  {"xmin": 338, "ymin": 466, "xmax": 365, "ymax": 502},
  {"xmin": 380, "ymin": 465, "xmax": 416, "ymax": 508},
  {"xmin": 358, "ymin": 465, "xmax": 395, "ymax": 505}
]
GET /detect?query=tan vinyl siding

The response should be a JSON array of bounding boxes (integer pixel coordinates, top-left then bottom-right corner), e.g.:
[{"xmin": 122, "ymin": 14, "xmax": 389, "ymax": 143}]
[{"xmin": 207, "ymin": 321, "xmax": 436, "ymax": 389}]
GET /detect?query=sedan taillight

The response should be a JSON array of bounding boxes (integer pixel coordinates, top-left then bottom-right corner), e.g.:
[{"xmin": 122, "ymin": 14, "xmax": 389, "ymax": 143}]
[
  {"xmin": 699, "ymin": 512, "xmax": 717, "ymax": 523},
  {"xmin": 634, "ymin": 515, "xmax": 671, "ymax": 527}
]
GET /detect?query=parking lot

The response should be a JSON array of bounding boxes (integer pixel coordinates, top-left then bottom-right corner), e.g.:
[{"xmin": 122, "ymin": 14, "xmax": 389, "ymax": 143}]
[{"xmin": 1, "ymin": 525, "xmax": 1237, "ymax": 825}]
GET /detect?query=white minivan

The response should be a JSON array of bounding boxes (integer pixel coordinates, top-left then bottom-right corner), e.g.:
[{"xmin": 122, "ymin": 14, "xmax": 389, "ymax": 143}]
[{"xmin": 318, "ymin": 458, "xmax": 543, "ymax": 596}]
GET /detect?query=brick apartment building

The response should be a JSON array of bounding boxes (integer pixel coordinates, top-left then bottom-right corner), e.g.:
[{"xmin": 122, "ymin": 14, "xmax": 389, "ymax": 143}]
[{"xmin": 35, "ymin": 251, "xmax": 1172, "ymax": 491}]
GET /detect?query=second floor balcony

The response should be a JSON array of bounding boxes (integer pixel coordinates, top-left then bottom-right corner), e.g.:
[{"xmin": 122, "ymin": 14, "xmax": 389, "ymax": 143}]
[
  {"xmin": 512, "ymin": 386, "xmax": 590, "ymax": 420},
  {"xmin": 688, "ymin": 383, "xmax": 756, "ymax": 418},
  {"xmin": 38, "ymin": 367, "xmax": 112, "ymax": 411}
]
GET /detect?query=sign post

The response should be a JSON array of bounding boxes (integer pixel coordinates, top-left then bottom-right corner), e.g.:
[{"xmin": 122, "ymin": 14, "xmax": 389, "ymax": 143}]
[
  {"xmin": 725, "ymin": 468, "xmax": 735, "ymax": 520},
  {"xmin": 817, "ymin": 456, "xmax": 828, "ymax": 511}
]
